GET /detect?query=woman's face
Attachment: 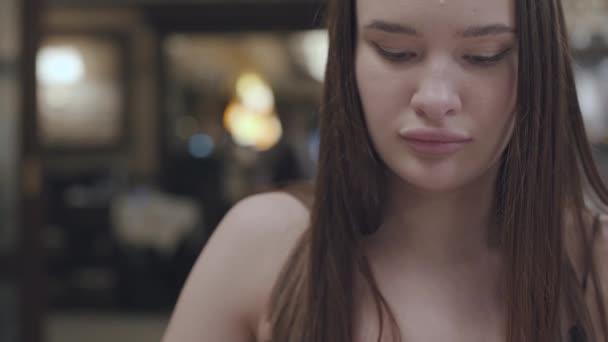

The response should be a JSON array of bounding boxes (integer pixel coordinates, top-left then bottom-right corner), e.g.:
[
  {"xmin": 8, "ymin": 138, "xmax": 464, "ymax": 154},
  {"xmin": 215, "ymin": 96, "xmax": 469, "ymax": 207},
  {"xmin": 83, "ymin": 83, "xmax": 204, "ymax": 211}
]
[{"xmin": 355, "ymin": 0, "xmax": 518, "ymax": 192}]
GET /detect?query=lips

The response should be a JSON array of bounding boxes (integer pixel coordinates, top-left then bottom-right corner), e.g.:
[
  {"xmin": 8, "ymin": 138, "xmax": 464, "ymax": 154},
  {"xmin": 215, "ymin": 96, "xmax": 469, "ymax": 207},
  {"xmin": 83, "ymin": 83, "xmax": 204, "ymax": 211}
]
[{"xmin": 399, "ymin": 128, "xmax": 472, "ymax": 155}]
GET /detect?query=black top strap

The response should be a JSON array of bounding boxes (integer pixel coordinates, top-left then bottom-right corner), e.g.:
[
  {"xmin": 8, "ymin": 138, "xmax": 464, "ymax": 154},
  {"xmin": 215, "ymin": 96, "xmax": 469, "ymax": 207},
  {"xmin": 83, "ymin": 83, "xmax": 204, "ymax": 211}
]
[
  {"xmin": 569, "ymin": 323, "xmax": 588, "ymax": 342},
  {"xmin": 582, "ymin": 214, "xmax": 602, "ymax": 292}
]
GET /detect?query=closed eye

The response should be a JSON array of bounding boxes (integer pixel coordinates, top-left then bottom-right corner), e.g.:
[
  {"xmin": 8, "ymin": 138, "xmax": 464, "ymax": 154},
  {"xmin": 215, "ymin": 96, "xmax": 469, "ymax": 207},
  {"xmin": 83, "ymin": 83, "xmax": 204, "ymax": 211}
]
[
  {"xmin": 464, "ymin": 48, "xmax": 513, "ymax": 66},
  {"xmin": 372, "ymin": 43, "xmax": 514, "ymax": 66},
  {"xmin": 372, "ymin": 43, "xmax": 417, "ymax": 62}
]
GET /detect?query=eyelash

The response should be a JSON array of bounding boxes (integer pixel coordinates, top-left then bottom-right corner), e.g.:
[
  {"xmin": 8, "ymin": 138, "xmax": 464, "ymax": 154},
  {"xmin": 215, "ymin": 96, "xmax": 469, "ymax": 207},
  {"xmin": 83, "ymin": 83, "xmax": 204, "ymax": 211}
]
[{"xmin": 373, "ymin": 44, "xmax": 513, "ymax": 66}]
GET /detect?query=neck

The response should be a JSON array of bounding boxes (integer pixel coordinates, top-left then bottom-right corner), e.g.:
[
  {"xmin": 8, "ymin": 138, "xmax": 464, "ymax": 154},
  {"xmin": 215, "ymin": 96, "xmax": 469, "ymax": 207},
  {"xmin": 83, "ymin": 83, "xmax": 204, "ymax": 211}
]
[{"xmin": 369, "ymin": 167, "xmax": 500, "ymax": 267}]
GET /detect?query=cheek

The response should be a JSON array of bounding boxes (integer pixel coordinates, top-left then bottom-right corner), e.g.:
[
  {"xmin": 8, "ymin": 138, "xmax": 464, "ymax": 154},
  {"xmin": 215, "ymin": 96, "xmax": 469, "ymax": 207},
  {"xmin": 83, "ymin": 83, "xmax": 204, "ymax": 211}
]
[
  {"xmin": 355, "ymin": 48, "xmax": 414, "ymax": 135},
  {"xmin": 473, "ymin": 61, "xmax": 518, "ymax": 141},
  {"xmin": 356, "ymin": 46, "xmax": 414, "ymax": 108},
  {"xmin": 467, "ymin": 59, "xmax": 518, "ymax": 167}
]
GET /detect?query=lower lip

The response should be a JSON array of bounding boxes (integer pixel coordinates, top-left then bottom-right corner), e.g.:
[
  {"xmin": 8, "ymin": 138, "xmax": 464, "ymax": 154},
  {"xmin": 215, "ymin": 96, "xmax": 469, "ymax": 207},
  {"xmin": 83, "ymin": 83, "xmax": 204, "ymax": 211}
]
[{"xmin": 403, "ymin": 139, "xmax": 470, "ymax": 155}]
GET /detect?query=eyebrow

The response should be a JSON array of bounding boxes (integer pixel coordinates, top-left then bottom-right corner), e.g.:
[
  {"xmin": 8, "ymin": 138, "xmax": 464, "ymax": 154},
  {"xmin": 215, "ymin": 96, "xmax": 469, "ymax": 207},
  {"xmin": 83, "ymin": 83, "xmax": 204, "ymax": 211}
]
[
  {"xmin": 364, "ymin": 20, "xmax": 419, "ymax": 36},
  {"xmin": 364, "ymin": 20, "xmax": 516, "ymax": 38},
  {"xmin": 457, "ymin": 24, "xmax": 516, "ymax": 38}
]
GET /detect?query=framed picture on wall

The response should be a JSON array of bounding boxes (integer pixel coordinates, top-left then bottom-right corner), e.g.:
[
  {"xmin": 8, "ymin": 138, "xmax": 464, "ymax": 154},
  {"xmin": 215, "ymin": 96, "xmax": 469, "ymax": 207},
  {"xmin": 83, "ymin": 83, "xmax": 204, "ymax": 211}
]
[{"xmin": 37, "ymin": 31, "xmax": 130, "ymax": 151}]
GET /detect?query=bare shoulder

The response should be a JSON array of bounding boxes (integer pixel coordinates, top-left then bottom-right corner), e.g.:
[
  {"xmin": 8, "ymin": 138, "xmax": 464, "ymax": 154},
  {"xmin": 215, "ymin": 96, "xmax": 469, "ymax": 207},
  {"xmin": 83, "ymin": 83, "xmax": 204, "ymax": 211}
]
[
  {"xmin": 228, "ymin": 191, "xmax": 311, "ymax": 235},
  {"xmin": 162, "ymin": 191, "xmax": 310, "ymax": 342},
  {"xmin": 202, "ymin": 191, "xmax": 310, "ymax": 272}
]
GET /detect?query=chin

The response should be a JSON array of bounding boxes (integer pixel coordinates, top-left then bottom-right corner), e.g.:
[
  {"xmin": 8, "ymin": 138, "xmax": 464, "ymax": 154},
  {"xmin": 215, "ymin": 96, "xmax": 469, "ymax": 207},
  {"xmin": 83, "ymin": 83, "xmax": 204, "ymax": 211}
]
[
  {"xmin": 389, "ymin": 159, "xmax": 484, "ymax": 194},
  {"xmin": 402, "ymin": 174, "xmax": 469, "ymax": 193}
]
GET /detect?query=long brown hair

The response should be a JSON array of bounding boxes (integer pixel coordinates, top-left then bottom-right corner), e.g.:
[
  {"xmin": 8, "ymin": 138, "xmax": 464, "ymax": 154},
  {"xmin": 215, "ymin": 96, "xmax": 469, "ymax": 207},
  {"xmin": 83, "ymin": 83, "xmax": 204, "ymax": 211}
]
[{"xmin": 270, "ymin": 0, "xmax": 608, "ymax": 341}]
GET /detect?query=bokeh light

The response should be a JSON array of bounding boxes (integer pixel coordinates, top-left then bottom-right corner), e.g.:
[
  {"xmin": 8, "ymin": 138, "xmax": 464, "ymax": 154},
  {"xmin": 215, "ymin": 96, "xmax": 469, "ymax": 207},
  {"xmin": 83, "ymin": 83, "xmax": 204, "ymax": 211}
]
[
  {"xmin": 37, "ymin": 46, "xmax": 85, "ymax": 85},
  {"xmin": 224, "ymin": 73, "xmax": 283, "ymax": 151},
  {"xmin": 188, "ymin": 133, "xmax": 215, "ymax": 158},
  {"xmin": 236, "ymin": 72, "xmax": 275, "ymax": 114}
]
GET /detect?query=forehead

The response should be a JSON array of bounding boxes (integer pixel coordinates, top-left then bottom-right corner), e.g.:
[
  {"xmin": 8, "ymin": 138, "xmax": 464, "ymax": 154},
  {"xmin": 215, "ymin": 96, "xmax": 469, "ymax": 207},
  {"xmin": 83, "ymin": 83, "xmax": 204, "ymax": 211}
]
[{"xmin": 356, "ymin": 0, "xmax": 515, "ymax": 30}]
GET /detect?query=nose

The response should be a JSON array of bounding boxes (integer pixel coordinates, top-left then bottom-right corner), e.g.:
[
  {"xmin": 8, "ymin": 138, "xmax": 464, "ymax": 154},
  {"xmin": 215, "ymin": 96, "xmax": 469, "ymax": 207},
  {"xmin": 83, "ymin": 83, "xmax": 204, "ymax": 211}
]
[{"xmin": 410, "ymin": 74, "xmax": 462, "ymax": 122}]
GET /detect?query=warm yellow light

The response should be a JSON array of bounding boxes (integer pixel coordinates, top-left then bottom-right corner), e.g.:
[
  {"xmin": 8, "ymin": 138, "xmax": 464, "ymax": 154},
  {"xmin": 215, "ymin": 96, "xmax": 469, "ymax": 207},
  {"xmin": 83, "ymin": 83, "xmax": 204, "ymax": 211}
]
[
  {"xmin": 224, "ymin": 72, "xmax": 282, "ymax": 151},
  {"xmin": 231, "ymin": 113, "xmax": 264, "ymax": 147},
  {"xmin": 224, "ymin": 101, "xmax": 256, "ymax": 131},
  {"xmin": 254, "ymin": 115, "xmax": 282, "ymax": 151},
  {"xmin": 223, "ymin": 102, "xmax": 282, "ymax": 151},
  {"xmin": 235, "ymin": 72, "xmax": 275, "ymax": 113},
  {"xmin": 223, "ymin": 101, "xmax": 239, "ymax": 131}
]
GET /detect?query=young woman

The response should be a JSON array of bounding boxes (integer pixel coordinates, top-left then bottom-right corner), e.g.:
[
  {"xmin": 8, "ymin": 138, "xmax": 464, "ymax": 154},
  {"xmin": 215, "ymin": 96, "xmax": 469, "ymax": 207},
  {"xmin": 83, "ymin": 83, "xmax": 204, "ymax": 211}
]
[{"xmin": 162, "ymin": 0, "xmax": 608, "ymax": 341}]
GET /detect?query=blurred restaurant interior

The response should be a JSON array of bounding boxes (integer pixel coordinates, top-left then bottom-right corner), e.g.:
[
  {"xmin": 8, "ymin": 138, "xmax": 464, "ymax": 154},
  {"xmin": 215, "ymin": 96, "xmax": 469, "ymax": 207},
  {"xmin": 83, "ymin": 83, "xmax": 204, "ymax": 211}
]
[{"xmin": 1, "ymin": 0, "xmax": 607, "ymax": 341}]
